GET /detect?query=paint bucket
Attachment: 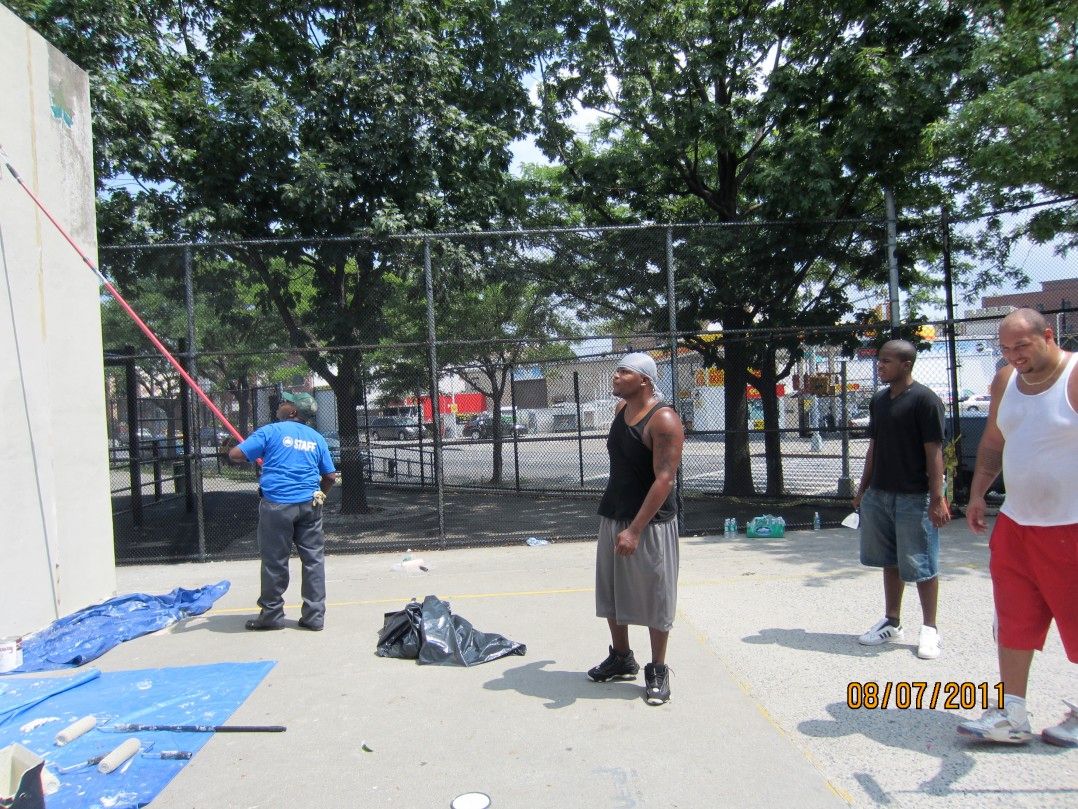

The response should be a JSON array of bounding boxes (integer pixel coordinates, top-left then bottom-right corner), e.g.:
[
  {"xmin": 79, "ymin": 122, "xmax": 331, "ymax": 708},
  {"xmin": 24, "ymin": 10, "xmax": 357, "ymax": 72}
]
[
  {"xmin": 0, "ymin": 636, "xmax": 23, "ymax": 673},
  {"xmin": 450, "ymin": 794, "xmax": 491, "ymax": 809}
]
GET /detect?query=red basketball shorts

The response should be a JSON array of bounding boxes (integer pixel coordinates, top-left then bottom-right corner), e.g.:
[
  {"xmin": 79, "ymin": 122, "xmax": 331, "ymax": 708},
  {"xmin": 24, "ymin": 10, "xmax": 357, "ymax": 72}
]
[{"xmin": 989, "ymin": 513, "xmax": 1078, "ymax": 662}]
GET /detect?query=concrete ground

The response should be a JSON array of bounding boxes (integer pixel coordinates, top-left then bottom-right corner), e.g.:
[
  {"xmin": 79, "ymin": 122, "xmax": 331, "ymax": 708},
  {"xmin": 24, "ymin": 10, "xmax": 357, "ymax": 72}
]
[{"xmin": 101, "ymin": 518, "xmax": 1076, "ymax": 808}]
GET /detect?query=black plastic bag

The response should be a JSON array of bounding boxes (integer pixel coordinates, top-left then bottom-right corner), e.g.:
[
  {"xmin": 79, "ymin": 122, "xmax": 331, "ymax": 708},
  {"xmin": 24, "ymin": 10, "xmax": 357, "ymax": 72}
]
[
  {"xmin": 415, "ymin": 595, "xmax": 526, "ymax": 667},
  {"xmin": 375, "ymin": 595, "xmax": 526, "ymax": 666},
  {"xmin": 375, "ymin": 600, "xmax": 423, "ymax": 659}
]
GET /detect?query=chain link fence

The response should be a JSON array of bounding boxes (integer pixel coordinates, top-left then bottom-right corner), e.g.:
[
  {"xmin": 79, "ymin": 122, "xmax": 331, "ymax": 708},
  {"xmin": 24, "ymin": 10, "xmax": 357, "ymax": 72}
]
[{"xmin": 99, "ymin": 212, "xmax": 1076, "ymax": 563}]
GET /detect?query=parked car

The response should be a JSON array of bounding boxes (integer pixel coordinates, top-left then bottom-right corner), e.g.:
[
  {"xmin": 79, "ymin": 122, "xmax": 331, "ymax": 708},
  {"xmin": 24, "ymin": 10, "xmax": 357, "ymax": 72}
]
[
  {"xmin": 364, "ymin": 416, "xmax": 422, "ymax": 441},
  {"xmin": 960, "ymin": 393, "xmax": 992, "ymax": 415},
  {"xmin": 463, "ymin": 412, "xmax": 528, "ymax": 440},
  {"xmin": 198, "ymin": 425, "xmax": 232, "ymax": 446},
  {"xmin": 320, "ymin": 431, "xmax": 372, "ymax": 475},
  {"xmin": 322, "ymin": 431, "xmax": 341, "ymax": 463},
  {"xmin": 848, "ymin": 408, "xmax": 872, "ymax": 437}
]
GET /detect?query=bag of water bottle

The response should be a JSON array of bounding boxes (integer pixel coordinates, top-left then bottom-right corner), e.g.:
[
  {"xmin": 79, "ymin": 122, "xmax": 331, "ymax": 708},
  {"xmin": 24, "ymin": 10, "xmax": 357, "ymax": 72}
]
[{"xmin": 746, "ymin": 514, "xmax": 785, "ymax": 538}]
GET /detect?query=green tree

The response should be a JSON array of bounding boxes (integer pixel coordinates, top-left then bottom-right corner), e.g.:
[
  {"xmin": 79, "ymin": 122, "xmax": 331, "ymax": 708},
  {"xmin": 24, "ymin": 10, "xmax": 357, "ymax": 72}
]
[
  {"xmin": 380, "ymin": 238, "xmax": 577, "ymax": 484},
  {"xmin": 926, "ymin": 0, "xmax": 1077, "ymax": 291},
  {"xmin": 523, "ymin": 0, "xmax": 973, "ymax": 494},
  {"xmin": 14, "ymin": 0, "xmax": 538, "ymax": 511}
]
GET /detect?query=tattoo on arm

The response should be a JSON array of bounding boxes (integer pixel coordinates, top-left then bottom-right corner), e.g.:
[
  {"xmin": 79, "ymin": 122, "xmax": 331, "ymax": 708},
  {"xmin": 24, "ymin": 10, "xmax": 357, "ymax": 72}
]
[
  {"xmin": 652, "ymin": 430, "xmax": 682, "ymax": 480},
  {"xmin": 976, "ymin": 447, "xmax": 1003, "ymax": 478},
  {"xmin": 970, "ymin": 445, "xmax": 1003, "ymax": 499}
]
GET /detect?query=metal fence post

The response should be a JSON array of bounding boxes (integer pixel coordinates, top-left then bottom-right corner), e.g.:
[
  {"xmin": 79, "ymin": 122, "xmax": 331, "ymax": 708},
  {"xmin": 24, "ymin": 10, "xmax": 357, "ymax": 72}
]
[
  {"xmin": 884, "ymin": 186, "xmax": 901, "ymax": 337},
  {"xmin": 510, "ymin": 364, "xmax": 521, "ymax": 492},
  {"xmin": 422, "ymin": 238, "xmax": 446, "ymax": 546},
  {"xmin": 574, "ymin": 371, "xmax": 585, "ymax": 487},
  {"xmin": 123, "ymin": 345, "xmax": 143, "ymax": 528},
  {"xmin": 836, "ymin": 361, "xmax": 853, "ymax": 498},
  {"xmin": 666, "ymin": 226, "xmax": 684, "ymax": 531},
  {"xmin": 184, "ymin": 245, "xmax": 207, "ymax": 561},
  {"xmin": 941, "ymin": 209, "xmax": 963, "ymax": 508},
  {"xmin": 177, "ymin": 337, "xmax": 194, "ymax": 512},
  {"xmin": 415, "ymin": 388, "xmax": 426, "ymax": 486}
]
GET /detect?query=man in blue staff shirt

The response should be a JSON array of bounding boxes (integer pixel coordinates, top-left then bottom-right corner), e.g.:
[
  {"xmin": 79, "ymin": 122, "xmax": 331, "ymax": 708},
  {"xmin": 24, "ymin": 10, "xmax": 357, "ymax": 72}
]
[{"xmin": 229, "ymin": 391, "xmax": 336, "ymax": 631}]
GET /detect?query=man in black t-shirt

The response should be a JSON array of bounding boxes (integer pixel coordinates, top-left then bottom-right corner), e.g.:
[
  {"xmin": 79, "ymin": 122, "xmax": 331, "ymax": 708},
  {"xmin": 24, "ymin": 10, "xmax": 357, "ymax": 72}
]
[
  {"xmin": 853, "ymin": 340, "xmax": 950, "ymax": 659},
  {"xmin": 588, "ymin": 352, "xmax": 684, "ymax": 706}
]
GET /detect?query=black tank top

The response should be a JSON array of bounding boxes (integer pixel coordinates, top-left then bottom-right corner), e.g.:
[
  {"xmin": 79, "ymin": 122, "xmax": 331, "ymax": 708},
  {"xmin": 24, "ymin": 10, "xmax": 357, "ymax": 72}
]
[{"xmin": 597, "ymin": 402, "xmax": 677, "ymax": 524}]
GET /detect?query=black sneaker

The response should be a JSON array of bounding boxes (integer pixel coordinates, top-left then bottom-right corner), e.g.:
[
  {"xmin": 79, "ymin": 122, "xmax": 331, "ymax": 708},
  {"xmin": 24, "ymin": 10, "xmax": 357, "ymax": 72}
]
[
  {"xmin": 644, "ymin": 663, "xmax": 671, "ymax": 705},
  {"xmin": 587, "ymin": 646, "xmax": 640, "ymax": 682},
  {"xmin": 245, "ymin": 618, "xmax": 283, "ymax": 631}
]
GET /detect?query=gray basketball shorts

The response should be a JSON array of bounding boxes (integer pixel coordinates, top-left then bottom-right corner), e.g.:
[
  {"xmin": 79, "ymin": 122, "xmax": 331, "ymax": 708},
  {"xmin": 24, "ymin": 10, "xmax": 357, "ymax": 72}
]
[{"xmin": 595, "ymin": 516, "xmax": 680, "ymax": 631}]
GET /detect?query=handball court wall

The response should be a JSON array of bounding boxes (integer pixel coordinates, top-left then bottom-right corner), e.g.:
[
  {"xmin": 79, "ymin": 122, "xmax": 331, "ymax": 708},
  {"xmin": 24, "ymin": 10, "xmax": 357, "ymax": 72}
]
[{"xmin": 0, "ymin": 5, "xmax": 115, "ymax": 637}]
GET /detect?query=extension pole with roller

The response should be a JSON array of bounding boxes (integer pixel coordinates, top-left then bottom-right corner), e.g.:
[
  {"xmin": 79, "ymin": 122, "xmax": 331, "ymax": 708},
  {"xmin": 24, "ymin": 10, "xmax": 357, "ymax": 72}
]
[
  {"xmin": 0, "ymin": 144, "xmax": 244, "ymax": 444},
  {"xmin": 105, "ymin": 723, "xmax": 286, "ymax": 733}
]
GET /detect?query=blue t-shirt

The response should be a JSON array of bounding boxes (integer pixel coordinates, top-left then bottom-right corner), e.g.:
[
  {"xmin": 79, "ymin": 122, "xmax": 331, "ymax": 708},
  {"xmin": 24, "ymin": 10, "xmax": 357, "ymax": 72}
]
[{"xmin": 236, "ymin": 421, "xmax": 336, "ymax": 504}]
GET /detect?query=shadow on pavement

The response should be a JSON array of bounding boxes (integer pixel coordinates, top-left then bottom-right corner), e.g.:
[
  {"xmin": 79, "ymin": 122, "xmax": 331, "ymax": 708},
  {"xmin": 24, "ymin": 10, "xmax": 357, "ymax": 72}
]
[
  {"xmin": 800, "ymin": 701, "xmax": 1071, "ymax": 800},
  {"xmin": 483, "ymin": 659, "xmax": 643, "ymax": 709},
  {"xmin": 741, "ymin": 627, "xmax": 922, "ymax": 659}
]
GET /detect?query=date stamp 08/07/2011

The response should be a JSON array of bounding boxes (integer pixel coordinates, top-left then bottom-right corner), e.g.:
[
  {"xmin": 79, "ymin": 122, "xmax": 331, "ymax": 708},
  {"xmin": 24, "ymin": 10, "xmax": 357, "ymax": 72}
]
[{"xmin": 847, "ymin": 681, "xmax": 1004, "ymax": 711}]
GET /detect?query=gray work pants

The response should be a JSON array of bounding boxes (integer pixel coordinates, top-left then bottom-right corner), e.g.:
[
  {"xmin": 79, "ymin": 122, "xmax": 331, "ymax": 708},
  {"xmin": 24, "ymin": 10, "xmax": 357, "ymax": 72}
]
[{"xmin": 255, "ymin": 498, "xmax": 326, "ymax": 625}]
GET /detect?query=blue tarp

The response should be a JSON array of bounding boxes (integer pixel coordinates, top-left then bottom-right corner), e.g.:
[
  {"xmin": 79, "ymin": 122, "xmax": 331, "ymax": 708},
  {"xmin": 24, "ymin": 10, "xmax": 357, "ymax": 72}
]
[
  {"xmin": 0, "ymin": 661, "xmax": 275, "ymax": 809},
  {"xmin": 4, "ymin": 582, "xmax": 230, "ymax": 674}
]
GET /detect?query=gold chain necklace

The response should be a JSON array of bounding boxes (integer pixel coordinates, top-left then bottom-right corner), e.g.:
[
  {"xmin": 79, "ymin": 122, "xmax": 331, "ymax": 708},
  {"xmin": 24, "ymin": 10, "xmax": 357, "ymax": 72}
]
[{"xmin": 1020, "ymin": 351, "xmax": 1067, "ymax": 387}]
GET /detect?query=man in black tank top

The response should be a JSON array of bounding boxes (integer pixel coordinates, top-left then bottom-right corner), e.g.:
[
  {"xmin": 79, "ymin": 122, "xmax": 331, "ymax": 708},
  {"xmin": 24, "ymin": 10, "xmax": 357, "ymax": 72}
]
[{"xmin": 588, "ymin": 352, "xmax": 684, "ymax": 705}]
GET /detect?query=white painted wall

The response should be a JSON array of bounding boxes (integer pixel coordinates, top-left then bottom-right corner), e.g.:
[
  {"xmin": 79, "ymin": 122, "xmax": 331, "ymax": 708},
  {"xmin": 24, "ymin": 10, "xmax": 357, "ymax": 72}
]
[{"xmin": 0, "ymin": 5, "xmax": 115, "ymax": 636}]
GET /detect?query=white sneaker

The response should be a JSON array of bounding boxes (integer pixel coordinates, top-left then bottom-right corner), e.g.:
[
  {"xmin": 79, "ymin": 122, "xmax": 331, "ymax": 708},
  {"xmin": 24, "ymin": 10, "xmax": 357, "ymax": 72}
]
[
  {"xmin": 957, "ymin": 707, "xmax": 1033, "ymax": 744},
  {"xmin": 917, "ymin": 626, "xmax": 941, "ymax": 659},
  {"xmin": 858, "ymin": 617, "xmax": 904, "ymax": 645},
  {"xmin": 1041, "ymin": 699, "xmax": 1078, "ymax": 748}
]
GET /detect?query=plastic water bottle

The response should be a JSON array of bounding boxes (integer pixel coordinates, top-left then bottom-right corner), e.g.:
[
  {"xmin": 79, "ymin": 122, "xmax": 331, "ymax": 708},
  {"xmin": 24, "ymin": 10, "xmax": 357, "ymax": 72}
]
[
  {"xmin": 729, "ymin": 518, "xmax": 737, "ymax": 536},
  {"xmin": 724, "ymin": 518, "xmax": 733, "ymax": 537},
  {"xmin": 813, "ymin": 512, "xmax": 821, "ymax": 531},
  {"xmin": 526, "ymin": 536, "xmax": 550, "ymax": 547}
]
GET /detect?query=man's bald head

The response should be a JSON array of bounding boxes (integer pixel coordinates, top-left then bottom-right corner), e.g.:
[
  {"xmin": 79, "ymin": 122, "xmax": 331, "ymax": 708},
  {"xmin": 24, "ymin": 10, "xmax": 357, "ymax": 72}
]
[
  {"xmin": 880, "ymin": 339, "xmax": 917, "ymax": 367},
  {"xmin": 1000, "ymin": 307, "xmax": 1048, "ymax": 337}
]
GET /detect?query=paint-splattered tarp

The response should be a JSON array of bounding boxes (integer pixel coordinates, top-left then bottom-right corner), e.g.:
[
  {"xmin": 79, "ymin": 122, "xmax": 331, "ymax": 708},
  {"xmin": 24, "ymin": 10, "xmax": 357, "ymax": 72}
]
[
  {"xmin": 0, "ymin": 661, "xmax": 275, "ymax": 809},
  {"xmin": 4, "ymin": 582, "xmax": 230, "ymax": 673}
]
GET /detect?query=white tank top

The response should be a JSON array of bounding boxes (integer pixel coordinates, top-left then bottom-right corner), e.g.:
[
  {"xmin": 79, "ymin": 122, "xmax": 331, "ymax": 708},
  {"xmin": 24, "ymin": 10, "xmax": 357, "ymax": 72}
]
[{"xmin": 998, "ymin": 352, "xmax": 1078, "ymax": 526}]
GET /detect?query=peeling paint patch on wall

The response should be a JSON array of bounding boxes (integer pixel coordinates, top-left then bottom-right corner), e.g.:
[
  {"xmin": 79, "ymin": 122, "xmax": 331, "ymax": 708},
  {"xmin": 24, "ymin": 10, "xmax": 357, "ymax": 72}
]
[{"xmin": 47, "ymin": 57, "xmax": 80, "ymax": 130}]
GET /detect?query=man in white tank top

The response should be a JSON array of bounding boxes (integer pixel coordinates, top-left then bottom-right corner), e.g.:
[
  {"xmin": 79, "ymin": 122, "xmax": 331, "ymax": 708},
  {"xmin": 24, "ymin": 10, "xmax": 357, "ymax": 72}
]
[{"xmin": 958, "ymin": 308, "xmax": 1078, "ymax": 747}]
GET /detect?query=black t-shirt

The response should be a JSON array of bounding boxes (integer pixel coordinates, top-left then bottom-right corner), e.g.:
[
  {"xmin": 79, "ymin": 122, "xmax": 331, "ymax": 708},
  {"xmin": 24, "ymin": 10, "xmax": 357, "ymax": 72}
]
[{"xmin": 868, "ymin": 381, "xmax": 945, "ymax": 494}]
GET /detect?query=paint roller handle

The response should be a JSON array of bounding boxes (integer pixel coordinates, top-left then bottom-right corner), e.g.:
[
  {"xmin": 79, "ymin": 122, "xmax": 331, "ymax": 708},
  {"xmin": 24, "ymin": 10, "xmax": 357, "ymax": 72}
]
[
  {"xmin": 111, "ymin": 723, "xmax": 286, "ymax": 732},
  {"xmin": 142, "ymin": 750, "xmax": 194, "ymax": 760}
]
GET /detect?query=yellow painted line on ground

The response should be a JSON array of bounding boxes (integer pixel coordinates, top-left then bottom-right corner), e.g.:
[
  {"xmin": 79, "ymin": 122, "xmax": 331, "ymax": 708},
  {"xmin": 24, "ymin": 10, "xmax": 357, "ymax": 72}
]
[
  {"xmin": 206, "ymin": 585, "xmax": 595, "ymax": 615},
  {"xmin": 683, "ymin": 612, "xmax": 855, "ymax": 806},
  {"xmin": 206, "ymin": 574, "xmax": 829, "ymax": 616}
]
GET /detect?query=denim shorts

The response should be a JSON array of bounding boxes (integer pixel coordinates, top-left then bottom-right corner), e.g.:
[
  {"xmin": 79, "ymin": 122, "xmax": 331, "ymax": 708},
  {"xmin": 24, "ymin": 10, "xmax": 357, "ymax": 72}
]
[{"xmin": 859, "ymin": 487, "xmax": 939, "ymax": 582}]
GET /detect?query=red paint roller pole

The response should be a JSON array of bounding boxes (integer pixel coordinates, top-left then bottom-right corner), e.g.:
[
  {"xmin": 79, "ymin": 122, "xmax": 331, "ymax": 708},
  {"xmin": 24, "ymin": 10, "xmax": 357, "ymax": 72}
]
[{"xmin": 2, "ymin": 146, "xmax": 245, "ymax": 444}]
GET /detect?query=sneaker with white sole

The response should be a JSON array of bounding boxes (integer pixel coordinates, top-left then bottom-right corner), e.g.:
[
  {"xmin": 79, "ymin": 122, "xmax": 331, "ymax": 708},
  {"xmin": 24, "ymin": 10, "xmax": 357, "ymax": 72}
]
[
  {"xmin": 917, "ymin": 625, "xmax": 941, "ymax": 659},
  {"xmin": 587, "ymin": 646, "xmax": 640, "ymax": 682},
  {"xmin": 1041, "ymin": 699, "xmax": 1078, "ymax": 748},
  {"xmin": 643, "ymin": 662, "xmax": 671, "ymax": 705},
  {"xmin": 956, "ymin": 707, "xmax": 1033, "ymax": 744},
  {"xmin": 858, "ymin": 617, "xmax": 904, "ymax": 646}
]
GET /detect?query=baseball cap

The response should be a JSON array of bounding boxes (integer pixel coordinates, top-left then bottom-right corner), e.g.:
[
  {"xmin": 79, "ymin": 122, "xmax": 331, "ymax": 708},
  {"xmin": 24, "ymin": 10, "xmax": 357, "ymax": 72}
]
[
  {"xmin": 616, "ymin": 352, "xmax": 658, "ymax": 385},
  {"xmin": 281, "ymin": 390, "xmax": 317, "ymax": 416}
]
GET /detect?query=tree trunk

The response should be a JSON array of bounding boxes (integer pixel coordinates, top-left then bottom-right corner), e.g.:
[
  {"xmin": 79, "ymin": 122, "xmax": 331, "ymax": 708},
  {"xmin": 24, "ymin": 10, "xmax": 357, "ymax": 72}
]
[
  {"xmin": 758, "ymin": 352, "xmax": 784, "ymax": 497},
  {"xmin": 722, "ymin": 342, "xmax": 755, "ymax": 497},
  {"xmin": 235, "ymin": 375, "xmax": 252, "ymax": 434},
  {"xmin": 329, "ymin": 361, "xmax": 370, "ymax": 514},
  {"xmin": 489, "ymin": 374, "xmax": 504, "ymax": 485}
]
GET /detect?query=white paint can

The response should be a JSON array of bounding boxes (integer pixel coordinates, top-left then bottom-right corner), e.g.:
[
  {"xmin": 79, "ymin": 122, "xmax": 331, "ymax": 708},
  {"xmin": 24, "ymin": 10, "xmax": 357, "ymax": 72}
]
[{"xmin": 0, "ymin": 636, "xmax": 23, "ymax": 673}]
